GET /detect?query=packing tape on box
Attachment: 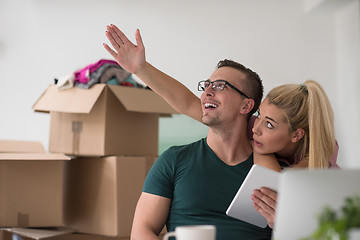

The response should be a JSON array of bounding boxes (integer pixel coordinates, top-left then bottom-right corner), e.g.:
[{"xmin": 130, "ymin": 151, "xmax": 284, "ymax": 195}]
[
  {"xmin": 17, "ymin": 212, "xmax": 29, "ymax": 227},
  {"xmin": 72, "ymin": 121, "xmax": 83, "ymax": 155}
]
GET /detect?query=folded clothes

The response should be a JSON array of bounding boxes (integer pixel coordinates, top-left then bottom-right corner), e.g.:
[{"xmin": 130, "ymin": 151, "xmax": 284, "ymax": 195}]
[
  {"xmin": 56, "ymin": 59, "xmax": 148, "ymax": 90},
  {"xmin": 76, "ymin": 64, "xmax": 124, "ymax": 89},
  {"xmin": 106, "ymin": 77, "xmax": 119, "ymax": 85},
  {"xmin": 121, "ymin": 75, "xmax": 138, "ymax": 87},
  {"xmin": 99, "ymin": 66, "xmax": 131, "ymax": 84},
  {"xmin": 74, "ymin": 59, "xmax": 119, "ymax": 84},
  {"xmin": 56, "ymin": 73, "xmax": 75, "ymax": 90}
]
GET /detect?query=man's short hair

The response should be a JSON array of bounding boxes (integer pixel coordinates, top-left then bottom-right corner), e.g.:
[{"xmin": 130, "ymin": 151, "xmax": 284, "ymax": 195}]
[{"xmin": 217, "ymin": 59, "xmax": 263, "ymax": 117}]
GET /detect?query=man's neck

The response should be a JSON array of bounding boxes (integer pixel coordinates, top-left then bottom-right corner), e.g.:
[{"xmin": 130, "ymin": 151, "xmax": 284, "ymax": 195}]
[{"xmin": 206, "ymin": 124, "xmax": 252, "ymax": 166}]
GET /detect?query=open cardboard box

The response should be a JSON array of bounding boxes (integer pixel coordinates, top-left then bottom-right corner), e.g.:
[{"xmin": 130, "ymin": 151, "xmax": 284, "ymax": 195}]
[
  {"xmin": 33, "ymin": 84, "xmax": 177, "ymax": 156},
  {"xmin": 64, "ymin": 155, "xmax": 156, "ymax": 237},
  {"xmin": 0, "ymin": 140, "xmax": 70, "ymax": 227}
]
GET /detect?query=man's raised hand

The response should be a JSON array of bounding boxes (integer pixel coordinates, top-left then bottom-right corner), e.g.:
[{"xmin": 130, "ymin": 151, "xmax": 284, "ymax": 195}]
[{"xmin": 103, "ymin": 24, "xmax": 146, "ymax": 74}]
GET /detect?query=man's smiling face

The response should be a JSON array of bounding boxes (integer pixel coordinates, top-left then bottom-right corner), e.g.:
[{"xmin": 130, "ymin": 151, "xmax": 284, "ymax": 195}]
[{"xmin": 200, "ymin": 66, "xmax": 248, "ymax": 128}]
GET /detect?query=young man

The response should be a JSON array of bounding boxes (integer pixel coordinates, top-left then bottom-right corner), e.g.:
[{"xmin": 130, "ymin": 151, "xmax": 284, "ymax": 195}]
[{"xmin": 104, "ymin": 25, "xmax": 272, "ymax": 240}]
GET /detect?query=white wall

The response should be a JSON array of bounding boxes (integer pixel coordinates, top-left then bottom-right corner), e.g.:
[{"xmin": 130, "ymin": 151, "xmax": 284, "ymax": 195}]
[
  {"xmin": 0, "ymin": 0, "xmax": 359, "ymax": 167},
  {"xmin": 335, "ymin": 0, "xmax": 360, "ymax": 168}
]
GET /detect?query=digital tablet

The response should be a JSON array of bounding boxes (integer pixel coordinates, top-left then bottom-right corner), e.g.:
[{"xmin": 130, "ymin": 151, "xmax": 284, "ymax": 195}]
[{"xmin": 226, "ymin": 164, "xmax": 280, "ymax": 228}]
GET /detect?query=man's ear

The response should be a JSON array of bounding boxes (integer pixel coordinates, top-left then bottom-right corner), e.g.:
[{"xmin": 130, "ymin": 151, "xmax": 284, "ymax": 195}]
[
  {"xmin": 291, "ymin": 128, "xmax": 305, "ymax": 143},
  {"xmin": 240, "ymin": 99, "xmax": 255, "ymax": 115}
]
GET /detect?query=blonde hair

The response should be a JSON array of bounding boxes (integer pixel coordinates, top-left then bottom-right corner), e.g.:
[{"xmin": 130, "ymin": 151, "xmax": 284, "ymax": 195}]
[{"xmin": 266, "ymin": 80, "xmax": 335, "ymax": 169}]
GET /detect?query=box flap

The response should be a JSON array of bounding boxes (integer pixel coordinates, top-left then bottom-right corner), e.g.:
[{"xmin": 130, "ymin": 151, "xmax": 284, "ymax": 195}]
[
  {"xmin": 32, "ymin": 85, "xmax": 106, "ymax": 114},
  {"xmin": 0, "ymin": 140, "xmax": 46, "ymax": 153},
  {"xmin": 1, "ymin": 227, "xmax": 75, "ymax": 240},
  {"xmin": 0, "ymin": 153, "xmax": 71, "ymax": 161},
  {"xmin": 108, "ymin": 85, "xmax": 178, "ymax": 114}
]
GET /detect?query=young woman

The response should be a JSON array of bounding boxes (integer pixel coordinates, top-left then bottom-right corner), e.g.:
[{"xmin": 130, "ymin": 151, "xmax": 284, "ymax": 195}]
[
  {"xmin": 252, "ymin": 80, "xmax": 338, "ymax": 169},
  {"xmin": 104, "ymin": 24, "xmax": 339, "ymax": 227},
  {"xmin": 249, "ymin": 80, "xmax": 339, "ymax": 228}
]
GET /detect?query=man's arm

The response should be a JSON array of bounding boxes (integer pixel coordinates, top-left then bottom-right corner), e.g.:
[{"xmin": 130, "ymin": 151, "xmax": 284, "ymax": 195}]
[
  {"xmin": 104, "ymin": 24, "xmax": 202, "ymax": 122},
  {"xmin": 131, "ymin": 192, "xmax": 171, "ymax": 240}
]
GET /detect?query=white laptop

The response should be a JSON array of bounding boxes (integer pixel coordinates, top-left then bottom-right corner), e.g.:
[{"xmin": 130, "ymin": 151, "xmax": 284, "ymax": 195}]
[
  {"xmin": 272, "ymin": 168, "xmax": 360, "ymax": 240},
  {"xmin": 226, "ymin": 164, "xmax": 280, "ymax": 228}
]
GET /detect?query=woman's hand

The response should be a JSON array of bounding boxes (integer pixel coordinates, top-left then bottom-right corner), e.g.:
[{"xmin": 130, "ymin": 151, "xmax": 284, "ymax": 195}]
[
  {"xmin": 104, "ymin": 24, "xmax": 146, "ymax": 75},
  {"xmin": 252, "ymin": 187, "xmax": 278, "ymax": 229}
]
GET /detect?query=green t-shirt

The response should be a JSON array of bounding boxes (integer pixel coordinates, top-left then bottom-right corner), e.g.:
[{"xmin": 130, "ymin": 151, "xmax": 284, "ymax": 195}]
[{"xmin": 143, "ymin": 138, "xmax": 272, "ymax": 240}]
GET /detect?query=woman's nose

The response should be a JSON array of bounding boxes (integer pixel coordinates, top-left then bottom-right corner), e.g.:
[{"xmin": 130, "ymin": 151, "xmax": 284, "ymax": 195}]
[{"xmin": 252, "ymin": 119, "xmax": 261, "ymax": 135}]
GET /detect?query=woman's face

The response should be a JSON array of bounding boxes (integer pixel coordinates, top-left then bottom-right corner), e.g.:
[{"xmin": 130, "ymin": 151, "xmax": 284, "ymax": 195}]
[{"xmin": 252, "ymin": 98, "xmax": 297, "ymax": 157}]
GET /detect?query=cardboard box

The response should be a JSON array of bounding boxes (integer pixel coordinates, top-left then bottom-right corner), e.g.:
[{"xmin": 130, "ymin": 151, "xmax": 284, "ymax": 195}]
[
  {"xmin": 0, "ymin": 228, "xmax": 164, "ymax": 240},
  {"xmin": 51, "ymin": 232, "xmax": 165, "ymax": 240},
  {"xmin": 0, "ymin": 225, "xmax": 165, "ymax": 240},
  {"xmin": 0, "ymin": 140, "xmax": 45, "ymax": 153},
  {"xmin": 0, "ymin": 229, "xmax": 165, "ymax": 240},
  {"xmin": 0, "ymin": 140, "xmax": 70, "ymax": 227},
  {"xmin": 33, "ymin": 84, "xmax": 177, "ymax": 156},
  {"xmin": 0, "ymin": 227, "xmax": 75, "ymax": 240},
  {"xmin": 64, "ymin": 156, "xmax": 156, "ymax": 237}
]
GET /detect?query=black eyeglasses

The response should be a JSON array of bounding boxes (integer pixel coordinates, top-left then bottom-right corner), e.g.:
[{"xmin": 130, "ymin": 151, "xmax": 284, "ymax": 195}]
[{"xmin": 198, "ymin": 80, "xmax": 250, "ymax": 99}]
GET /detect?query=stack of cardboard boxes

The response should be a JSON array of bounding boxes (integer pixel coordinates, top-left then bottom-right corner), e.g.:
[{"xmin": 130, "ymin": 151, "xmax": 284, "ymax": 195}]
[{"xmin": 1, "ymin": 84, "xmax": 177, "ymax": 240}]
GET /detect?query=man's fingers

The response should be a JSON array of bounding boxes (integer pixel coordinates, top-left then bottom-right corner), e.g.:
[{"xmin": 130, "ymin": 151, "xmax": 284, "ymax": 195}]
[
  {"xmin": 103, "ymin": 43, "xmax": 118, "ymax": 59},
  {"xmin": 135, "ymin": 29, "xmax": 145, "ymax": 50},
  {"xmin": 110, "ymin": 24, "xmax": 132, "ymax": 46},
  {"xmin": 105, "ymin": 28, "xmax": 121, "ymax": 52},
  {"xmin": 108, "ymin": 25, "xmax": 125, "ymax": 45}
]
